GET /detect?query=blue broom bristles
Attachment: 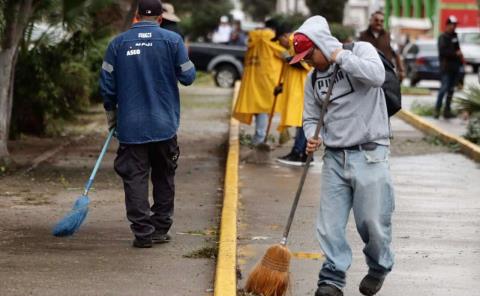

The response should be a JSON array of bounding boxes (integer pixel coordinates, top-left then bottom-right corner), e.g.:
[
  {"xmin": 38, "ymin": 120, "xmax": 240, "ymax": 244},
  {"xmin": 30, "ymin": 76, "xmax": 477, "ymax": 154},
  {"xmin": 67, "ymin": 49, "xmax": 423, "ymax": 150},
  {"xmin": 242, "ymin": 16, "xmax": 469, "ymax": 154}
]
[
  {"xmin": 52, "ymin": 129, "xmax": 114, "ymax": 237},
  {"xmin": 52, "ymin": 195, "xmax": 90, "ymax": 237}
]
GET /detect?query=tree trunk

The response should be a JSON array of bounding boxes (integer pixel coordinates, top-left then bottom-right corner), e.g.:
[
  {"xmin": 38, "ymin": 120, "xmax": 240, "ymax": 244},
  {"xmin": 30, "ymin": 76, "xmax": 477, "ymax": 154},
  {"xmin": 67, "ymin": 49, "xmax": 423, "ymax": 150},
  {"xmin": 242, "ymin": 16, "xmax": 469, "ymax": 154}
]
[
  {"xmin": 0, "ymin": 0, "xmax": 34, "ymax": 163},
  {"xmin": 0, "ymin": 51, "xmax": 17, "ymax": 163},
  {"xmin": 122, "ymin": 0, "xmax": 138, "ymax": 31}
]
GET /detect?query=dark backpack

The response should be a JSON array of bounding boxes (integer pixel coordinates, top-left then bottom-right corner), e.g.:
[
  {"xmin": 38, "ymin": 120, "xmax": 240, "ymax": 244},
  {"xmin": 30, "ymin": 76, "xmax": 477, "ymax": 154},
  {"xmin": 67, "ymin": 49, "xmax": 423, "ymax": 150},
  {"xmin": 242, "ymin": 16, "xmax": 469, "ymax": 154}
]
[{"xmin": 311, "ymin": 42, "xmax": 402, "ymax": 116}]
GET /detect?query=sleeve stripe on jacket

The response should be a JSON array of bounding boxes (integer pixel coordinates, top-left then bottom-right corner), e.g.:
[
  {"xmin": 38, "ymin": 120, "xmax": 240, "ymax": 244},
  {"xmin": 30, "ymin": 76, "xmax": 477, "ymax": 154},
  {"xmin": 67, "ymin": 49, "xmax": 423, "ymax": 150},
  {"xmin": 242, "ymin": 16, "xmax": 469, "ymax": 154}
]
[
  {"xmin": 180, "ymin": 60, "xmax": 194, "ymax": 72},
  {"xmin": 102, "ymin": 61, "xmax": 114, "ymax": 73}
]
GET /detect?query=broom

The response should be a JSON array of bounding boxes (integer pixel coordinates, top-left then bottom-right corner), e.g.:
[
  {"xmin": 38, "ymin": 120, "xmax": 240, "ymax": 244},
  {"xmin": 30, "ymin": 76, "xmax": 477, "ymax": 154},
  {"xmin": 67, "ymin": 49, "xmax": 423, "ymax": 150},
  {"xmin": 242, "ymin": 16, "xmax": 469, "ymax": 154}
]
[
  {"xmin": 52, "ymin": 128, "xmax": 115, "ymax": 237},
  {"xmin": 245, "ymin": 64, "xmax": 340, "ymax": 296}
]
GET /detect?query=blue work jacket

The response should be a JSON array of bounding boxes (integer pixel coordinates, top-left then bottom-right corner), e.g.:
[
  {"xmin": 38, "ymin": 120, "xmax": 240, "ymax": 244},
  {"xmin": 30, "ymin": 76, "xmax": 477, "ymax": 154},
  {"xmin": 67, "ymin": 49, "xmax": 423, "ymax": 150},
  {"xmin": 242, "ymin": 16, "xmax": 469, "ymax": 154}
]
[{"xmin": 99, "ymin": 21, "xmax": 196, "ymax": 144}]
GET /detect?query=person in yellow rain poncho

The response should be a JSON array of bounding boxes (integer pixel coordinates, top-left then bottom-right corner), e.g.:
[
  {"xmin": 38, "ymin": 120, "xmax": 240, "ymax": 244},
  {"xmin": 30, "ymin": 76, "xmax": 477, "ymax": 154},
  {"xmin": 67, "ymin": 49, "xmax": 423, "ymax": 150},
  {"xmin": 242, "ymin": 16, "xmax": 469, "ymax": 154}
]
[
  {"xmin": 272, "ymin": 23, "xmax": 313, "ymax": 166},
  {"xmin": 233, "ymin": 20, "xmax": 287, "ymax": 145}
]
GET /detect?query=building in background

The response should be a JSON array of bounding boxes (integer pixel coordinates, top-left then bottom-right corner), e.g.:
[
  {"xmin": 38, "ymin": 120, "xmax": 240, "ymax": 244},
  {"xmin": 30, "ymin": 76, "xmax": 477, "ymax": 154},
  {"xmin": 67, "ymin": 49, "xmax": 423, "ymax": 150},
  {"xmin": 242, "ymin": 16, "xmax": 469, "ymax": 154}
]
[
  {"xmin": 344, "ymin": 0, "xmax": 479, "ymax": 49},
  {"xmin": 230, "ymin": 0, "xmax": 245, "ymax": 21},
  {"xmin": 343, "ymin": 0, "xmax": 384, "ymax": 35},
  {"xmin": 384, "ymin": 0, "xmax": 479, "ymax": 36},
  {"xmin": 276, "ymin": 0, "xmax": 310, "ymax": 15}
]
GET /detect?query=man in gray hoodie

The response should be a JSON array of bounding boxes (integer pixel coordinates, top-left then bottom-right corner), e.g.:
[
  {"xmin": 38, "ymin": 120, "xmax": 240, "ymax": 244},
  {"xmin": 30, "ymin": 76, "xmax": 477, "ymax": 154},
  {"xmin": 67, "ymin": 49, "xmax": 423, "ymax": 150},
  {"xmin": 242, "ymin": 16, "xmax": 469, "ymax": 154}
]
[{"xmin": 289, "ymin": 16, "xmax": 395, "ymax": 296}]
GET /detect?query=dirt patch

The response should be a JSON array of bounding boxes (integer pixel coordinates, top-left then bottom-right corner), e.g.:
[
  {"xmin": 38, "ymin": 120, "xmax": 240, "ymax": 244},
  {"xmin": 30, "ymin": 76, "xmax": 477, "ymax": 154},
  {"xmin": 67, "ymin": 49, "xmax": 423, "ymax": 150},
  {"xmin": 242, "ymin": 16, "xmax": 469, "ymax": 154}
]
[
  {"xmin": 183, "ymin": 245, "xmax": 218, "ymax": 259},
  {"xmin": 390, "ymin": 135, "xmax": 451, "ymax": 157}
]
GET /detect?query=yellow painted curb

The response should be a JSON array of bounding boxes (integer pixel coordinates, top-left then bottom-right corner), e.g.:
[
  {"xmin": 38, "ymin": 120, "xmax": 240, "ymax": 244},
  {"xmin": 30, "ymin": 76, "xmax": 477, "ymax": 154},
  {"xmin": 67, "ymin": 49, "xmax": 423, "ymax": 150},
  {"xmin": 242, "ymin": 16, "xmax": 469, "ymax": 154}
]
[
  {"xmin": 214, "ymin": 82, "xmax": 241, "ymax": 296},
  {"xmin": 397, "ymin": 109, "xmax": 480, "ymax": 162}
]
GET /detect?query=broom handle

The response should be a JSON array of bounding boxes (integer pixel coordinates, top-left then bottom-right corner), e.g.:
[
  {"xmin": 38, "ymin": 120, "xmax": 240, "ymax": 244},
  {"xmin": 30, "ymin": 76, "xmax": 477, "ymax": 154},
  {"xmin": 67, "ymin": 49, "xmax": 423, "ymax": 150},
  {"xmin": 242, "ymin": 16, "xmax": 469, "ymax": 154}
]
[
  {"xmin": 83, "ymin": 128, "xmax": 115, "ymax": 196},
  {"xmin": 263, "ymin": 63, "xmax": 287, "ymax": 144},
  {"xmin": 280, "ymin": 64, "xmax": 340, "ymax": 246}
]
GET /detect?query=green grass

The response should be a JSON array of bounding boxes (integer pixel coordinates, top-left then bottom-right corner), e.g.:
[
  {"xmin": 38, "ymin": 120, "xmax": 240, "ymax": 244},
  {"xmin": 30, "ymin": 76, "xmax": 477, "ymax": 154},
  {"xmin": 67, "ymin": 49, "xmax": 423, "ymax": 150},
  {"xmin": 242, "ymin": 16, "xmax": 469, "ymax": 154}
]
[
  {"xmin": 410, "ymin": 101, "xmax": 437, "ymax": 116},
  {"xmin": 181, "ymin": 98, "xmax": 229, "ymax": 109},
  {"xmin": 424, "ymin": 135, "xmax": 461, "ymax": 152},
  {"xmin": 401, "ymin": 86, "xmax": 431, "ymax": 96},
  {"xmin": 192, "ymin": 71, "xmax": 215, "ymax": 86}
]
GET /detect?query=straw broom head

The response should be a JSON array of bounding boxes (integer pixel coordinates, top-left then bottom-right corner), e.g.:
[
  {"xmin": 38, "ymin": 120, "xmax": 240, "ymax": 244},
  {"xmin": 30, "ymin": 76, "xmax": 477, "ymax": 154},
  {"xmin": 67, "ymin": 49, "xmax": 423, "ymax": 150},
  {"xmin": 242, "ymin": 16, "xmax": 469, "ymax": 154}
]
[{"xmin": 244, "ymin": 244, "xmax": 292, "ymax": 296}]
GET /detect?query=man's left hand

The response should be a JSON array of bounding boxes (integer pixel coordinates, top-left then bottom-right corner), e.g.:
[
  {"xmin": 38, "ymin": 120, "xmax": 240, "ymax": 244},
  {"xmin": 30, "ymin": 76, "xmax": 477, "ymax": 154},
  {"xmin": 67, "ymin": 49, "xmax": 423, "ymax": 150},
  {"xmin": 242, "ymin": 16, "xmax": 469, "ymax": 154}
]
[
  {"xmin": 105, "ymin": 110, "xmax": 117, "ymax": 131},
  {"xmin": 331, "ymin": 48, "xmax": 343, "ymax": 62}
]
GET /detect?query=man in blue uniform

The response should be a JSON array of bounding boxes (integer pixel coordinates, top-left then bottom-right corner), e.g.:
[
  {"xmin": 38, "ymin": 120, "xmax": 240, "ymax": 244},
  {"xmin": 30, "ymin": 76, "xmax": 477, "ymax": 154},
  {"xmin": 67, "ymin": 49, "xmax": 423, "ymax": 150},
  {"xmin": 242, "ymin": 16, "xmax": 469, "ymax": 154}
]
[{"xmin": 99, "ymin": 0, "xmax": 196, "ymax": 248}]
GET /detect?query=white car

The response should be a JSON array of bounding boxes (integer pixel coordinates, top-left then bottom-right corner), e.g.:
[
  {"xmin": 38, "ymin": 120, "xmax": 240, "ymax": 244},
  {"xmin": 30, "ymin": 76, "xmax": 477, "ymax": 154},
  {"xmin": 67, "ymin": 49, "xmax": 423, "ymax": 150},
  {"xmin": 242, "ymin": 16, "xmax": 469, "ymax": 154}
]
[{"xmin": 457, "ymin": 27, "xmax": 480, "ymax": 73}]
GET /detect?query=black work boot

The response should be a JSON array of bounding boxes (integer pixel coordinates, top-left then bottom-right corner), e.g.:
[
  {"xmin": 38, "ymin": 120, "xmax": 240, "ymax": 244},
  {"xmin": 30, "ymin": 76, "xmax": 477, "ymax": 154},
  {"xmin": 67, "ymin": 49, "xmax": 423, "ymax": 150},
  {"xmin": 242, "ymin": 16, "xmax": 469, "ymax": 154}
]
[
  {"xmin": 443, "ymin": 109, "xmax": 456, "ymax": 119},
  {"xmin": 315, "ymin": 283, "xmax": 343, "ymax": 296},
  {"xmin": 443, "ymin": 96, "xmax": 456, "ymax": 119},
  {"xmin": 359, "ymin": 274, "xmax": 385, "ymax": 296},
  {"xmin": 434, "ymin": 108, "xmax": 440, "ymax": 119},
  {"xmin": 132, "ymin": 237, "xmax": 153, "ymax": 248}
]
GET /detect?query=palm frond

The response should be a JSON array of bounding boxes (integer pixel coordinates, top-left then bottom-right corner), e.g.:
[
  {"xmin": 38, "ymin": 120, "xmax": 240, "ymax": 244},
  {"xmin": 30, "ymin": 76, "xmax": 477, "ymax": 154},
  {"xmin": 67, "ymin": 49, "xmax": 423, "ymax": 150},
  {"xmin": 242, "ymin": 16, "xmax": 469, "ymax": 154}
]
[{"xmin": 455, "ymin": 86, "xmax": 480, "ymax": 114}]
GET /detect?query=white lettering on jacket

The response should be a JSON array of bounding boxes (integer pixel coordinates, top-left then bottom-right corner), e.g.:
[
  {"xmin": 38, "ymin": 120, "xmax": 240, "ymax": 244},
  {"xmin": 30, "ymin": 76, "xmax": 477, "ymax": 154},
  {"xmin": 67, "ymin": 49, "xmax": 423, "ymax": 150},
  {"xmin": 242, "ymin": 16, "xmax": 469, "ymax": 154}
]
[
  {"xmin": 314, "ymin": 70, "xmax": 354, "ymax": 101},
  {"xmin": 126, "ymin": 49, "xmax": 141, "ymax": 56},
  {"xmin": 138, "ymin": 33, "xmax": 152, "ymax": 38},
  {"xmin": 135, "ymin": 42, "xmax": 153, "ymax": 47}
]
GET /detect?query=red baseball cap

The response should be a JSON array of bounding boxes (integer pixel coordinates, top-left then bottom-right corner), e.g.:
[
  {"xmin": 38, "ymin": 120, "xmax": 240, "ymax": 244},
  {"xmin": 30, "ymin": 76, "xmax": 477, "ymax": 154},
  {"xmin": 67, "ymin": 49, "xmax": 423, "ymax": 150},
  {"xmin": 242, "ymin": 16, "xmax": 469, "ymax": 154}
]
[{"xmin": 290, "ymin": 33, "xmax": 315, "ymax": 64}]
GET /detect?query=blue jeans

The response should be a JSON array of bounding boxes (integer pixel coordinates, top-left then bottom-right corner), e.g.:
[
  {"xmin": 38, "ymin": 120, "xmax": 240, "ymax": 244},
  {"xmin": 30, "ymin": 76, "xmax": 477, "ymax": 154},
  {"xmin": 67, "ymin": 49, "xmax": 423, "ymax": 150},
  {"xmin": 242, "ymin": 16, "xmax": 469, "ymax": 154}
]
[
  {"xmin": 252, "ymin": 113, "xmax": 268, "ymax": 145},
  {"xmin": 292, "ymin": 127, "xmax": 307, "ymax": 155},
  {"xmin": 435, "ymin": 71, "xmax": 459, "ymax": 112},
  {"xmin": 317, "ymin": 145, "xmax": 395, "ymax": 288}
]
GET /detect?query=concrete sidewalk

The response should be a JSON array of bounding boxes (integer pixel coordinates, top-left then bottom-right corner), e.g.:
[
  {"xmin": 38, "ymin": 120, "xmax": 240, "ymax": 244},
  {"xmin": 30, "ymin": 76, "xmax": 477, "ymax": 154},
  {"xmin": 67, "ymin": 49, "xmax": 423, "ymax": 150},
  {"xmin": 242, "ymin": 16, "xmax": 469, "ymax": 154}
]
[
  {"xmin": 402, "ymin": 73, "xmax": 480, "ymax": 139},
  {"xmin": 237, "ymin": 117, "xmax": 480, "ymax": 295},
  {"xmin": 0, "ymin": 86, "xmax": 232, "ymax": 296}
]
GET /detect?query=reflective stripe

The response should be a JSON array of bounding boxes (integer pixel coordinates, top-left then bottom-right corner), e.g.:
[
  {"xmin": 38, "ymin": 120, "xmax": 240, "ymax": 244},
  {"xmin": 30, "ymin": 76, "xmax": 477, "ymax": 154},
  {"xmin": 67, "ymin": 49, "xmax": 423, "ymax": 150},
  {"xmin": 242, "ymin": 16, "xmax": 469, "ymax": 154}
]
[
  {"xmin": 102, "ymin": 61, "xmax": 114, "ymax": 73},
  {"xmin": 180, "ymin": 60, "xmax": 194, "ymax": 72}
]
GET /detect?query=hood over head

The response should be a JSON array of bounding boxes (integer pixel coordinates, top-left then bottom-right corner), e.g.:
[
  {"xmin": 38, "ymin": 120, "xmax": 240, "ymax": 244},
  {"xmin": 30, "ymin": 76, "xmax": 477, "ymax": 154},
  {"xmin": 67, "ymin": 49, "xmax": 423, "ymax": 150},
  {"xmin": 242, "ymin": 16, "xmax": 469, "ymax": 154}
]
[{"xmin": 294, "ymin": 16, "xmax": 342, "ymax": 63}]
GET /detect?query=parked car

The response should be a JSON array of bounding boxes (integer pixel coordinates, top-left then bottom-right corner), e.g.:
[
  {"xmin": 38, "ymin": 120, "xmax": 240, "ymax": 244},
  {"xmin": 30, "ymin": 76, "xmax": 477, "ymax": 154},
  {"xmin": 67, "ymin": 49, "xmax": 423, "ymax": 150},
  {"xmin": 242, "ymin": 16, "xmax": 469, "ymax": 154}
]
[
  {"xmin": 402, "ymin": 39, "xmax": 465, "ymax": 86},
  {"xmin": 457, "ymin": 27, "xmax": 480, "ymax": 73},
  {"xmin": 188, "ymin": 42, "xmax": 246, "ymax": 88}
]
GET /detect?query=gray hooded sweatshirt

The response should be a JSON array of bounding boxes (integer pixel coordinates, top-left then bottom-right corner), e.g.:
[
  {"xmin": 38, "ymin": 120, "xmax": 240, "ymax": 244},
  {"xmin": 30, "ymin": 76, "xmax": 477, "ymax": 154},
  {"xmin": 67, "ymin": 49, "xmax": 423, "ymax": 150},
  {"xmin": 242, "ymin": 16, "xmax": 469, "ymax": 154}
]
[{"xmin": 298, "ymin": 16, "xmax": 390, "ymax": 147}]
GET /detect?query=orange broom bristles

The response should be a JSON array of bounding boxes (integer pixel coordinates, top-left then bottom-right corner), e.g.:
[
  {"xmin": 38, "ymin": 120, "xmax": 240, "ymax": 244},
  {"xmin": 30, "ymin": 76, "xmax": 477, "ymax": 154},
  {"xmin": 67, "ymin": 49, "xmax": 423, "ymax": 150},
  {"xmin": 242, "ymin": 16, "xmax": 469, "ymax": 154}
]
[{"xmin": 244, "ymin": 244, "xmax": 292, "ymax": 296}]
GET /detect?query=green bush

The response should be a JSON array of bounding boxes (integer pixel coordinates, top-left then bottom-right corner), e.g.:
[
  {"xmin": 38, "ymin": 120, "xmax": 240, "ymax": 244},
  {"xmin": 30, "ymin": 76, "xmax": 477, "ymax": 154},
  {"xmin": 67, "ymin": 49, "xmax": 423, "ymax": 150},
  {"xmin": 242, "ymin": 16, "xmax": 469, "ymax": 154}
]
[
  {"xmin": 455, "ymin": 86, "xmax": 480, "ymax": 115},
  {"xmin": 456, "ymin": 86, "xmax": 480, "ymax": 144},
  {"xmin": 330, "ymin": 23, "xmax": 355, "ymax": 43},
  {"xmin": 11, "ymin": 33, "xmax": 107, "ymax": 136},
  {"xmin": 465, "ymin": 113, "xmax": 480, "ymax": 144},
  {"xmin": 306, "ymin": 0, "xmax": 348, "ymax": 23},
  {"xmin": 177, "ymin": 0, "xmax": 233, "ymax": 40}
]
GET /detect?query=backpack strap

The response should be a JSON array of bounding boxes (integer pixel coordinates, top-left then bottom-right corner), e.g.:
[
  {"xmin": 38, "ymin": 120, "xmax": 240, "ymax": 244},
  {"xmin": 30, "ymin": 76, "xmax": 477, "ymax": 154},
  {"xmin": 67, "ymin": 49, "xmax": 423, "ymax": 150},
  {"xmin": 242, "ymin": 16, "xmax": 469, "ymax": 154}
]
[{"xmin": 310, "ymin": 68, "xmax": 317, "ymax": 91}]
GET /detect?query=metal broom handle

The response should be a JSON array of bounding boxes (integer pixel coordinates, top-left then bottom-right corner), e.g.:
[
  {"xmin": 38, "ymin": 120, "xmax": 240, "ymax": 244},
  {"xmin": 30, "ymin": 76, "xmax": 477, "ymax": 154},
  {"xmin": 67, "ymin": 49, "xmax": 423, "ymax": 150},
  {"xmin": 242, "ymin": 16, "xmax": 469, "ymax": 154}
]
[
  {"xmin": 280, "ymin": 64, "xmax": 340, "ymax": 246},
  {"xmin": 83, "ymin": 128, "xmax": 115, "ymax": 196}
]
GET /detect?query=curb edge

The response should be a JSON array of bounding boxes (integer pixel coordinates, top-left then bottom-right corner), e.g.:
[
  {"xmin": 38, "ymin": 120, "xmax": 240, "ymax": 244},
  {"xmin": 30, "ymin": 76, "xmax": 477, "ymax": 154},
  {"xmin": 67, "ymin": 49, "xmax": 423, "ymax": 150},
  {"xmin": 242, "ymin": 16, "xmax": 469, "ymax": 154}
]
[
  {"xmin": 397, "ymin": 109, "xmax": 480, "ymax": 162},
  {"xmin": 214, "ymin": 82, "xmax": 241, "ymax": 295}
]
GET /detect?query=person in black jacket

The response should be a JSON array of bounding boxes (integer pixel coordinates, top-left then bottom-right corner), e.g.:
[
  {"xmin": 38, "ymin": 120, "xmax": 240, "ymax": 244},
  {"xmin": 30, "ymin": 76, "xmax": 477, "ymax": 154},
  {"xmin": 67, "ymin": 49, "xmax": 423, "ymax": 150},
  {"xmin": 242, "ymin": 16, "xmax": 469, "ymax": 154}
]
[
  {"xmin": 435, "ymin": 15, "xmax": 463, "ymax": 119},
  {"xmin": 160, "ymin": 3, "xmax": 184, "ymax": 40}
]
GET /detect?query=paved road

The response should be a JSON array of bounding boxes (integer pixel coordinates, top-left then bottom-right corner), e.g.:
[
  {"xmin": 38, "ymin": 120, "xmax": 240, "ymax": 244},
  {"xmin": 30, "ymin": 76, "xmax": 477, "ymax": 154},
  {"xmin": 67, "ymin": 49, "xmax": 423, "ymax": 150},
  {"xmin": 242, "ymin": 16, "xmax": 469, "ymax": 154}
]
[{"xmin": 237, "ymin": 116, "xmax": 480, "ymax": 295}]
